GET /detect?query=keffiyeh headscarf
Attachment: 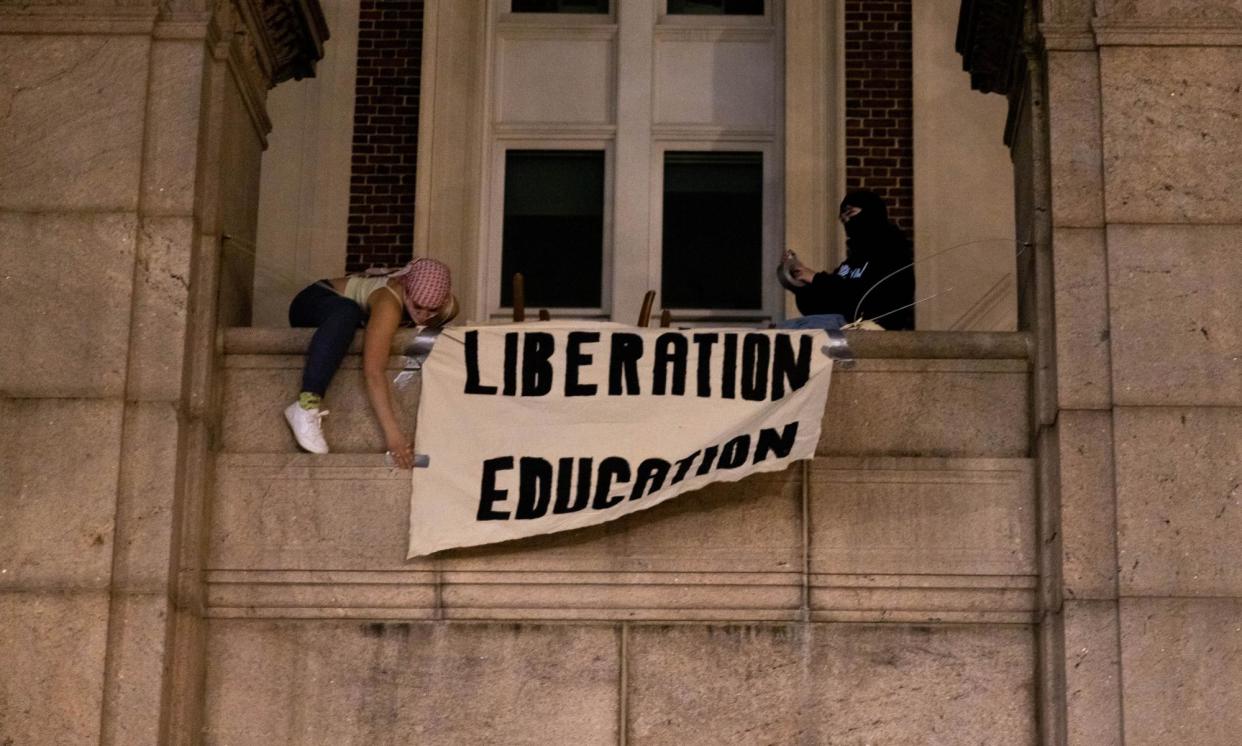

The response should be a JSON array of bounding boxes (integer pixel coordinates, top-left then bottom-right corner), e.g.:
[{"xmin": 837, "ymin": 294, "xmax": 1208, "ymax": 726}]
[{"xmin": 392, "ymin": 258, "xmax": 452, "ymax": 319}]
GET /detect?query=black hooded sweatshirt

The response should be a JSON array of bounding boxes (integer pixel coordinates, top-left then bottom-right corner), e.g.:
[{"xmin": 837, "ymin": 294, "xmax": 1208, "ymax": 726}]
[{"xmin": 792, "ymin": 190, "xmax": 915, "ymax": 330}]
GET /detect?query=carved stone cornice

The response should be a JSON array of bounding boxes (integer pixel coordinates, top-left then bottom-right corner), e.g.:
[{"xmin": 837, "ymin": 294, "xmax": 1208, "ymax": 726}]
[
  {"xmin": 232, "ymin": 0, "xmax": 329, "ymax": 87},
  {"xmin": 956, "ymin": 0, "xmax": 1026, "ymax": 96}
]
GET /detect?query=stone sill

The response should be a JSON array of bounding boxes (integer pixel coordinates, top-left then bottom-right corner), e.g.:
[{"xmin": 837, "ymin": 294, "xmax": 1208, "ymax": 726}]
[{"xmin": 223, "ymin": 327, "xmax": 1033, "ymax": 361}]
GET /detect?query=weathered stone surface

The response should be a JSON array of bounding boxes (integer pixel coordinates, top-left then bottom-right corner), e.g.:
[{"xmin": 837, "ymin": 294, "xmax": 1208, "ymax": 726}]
[
  {"xmin": 204, "ymin": 621, "xmax": 620, "ymax": 745},
  {"xmin": 1107, "ymin": 224, "xmax": 1242, "ymax": 406},
  {"xmin": 627, "ymin": 623, "xmax": 1037, "ymax": 744},
  {"xmin": 440, "ymin": 468, "xmax": 802, "ymax": 620},
  {"xmin": 1100, "ymin": 47, "xmax": 1242, "ymax": 224},
  {"xmin": 1120, "ymin": 598, "xmax": 1242, "ymax": 746},
  {"xmin": 0, "ymin": 398, "xmax": 122, "ymax": 590},
  {"xmin": 142, "ymin": 39, "xmax": 206, "ymax": 215},
  {"xmin": 100, "ymin": 593, "xmax": 170, "ymax": 746},
  {"xmin": 0, "ymin": 212, "xmax": 137, "ymax": 397},
  {"xmin": 220, "ymin": 357, "xmax": 420, "ymax": 452},
  {"xmin": 1064, "ymin": 600, "xmax": 1124, "ymax": 746},
  {"xmin": 0, "ymin": 35, "xmax": 148, "ymax": 211},
  {"xmin": 221, "ymin": 355, "xmax": 1030, "ymax": 457},
  {"xmin": 819, "ymin": 359, "xmax": 1030, "ymax": 457},
  {"xmin": 210, "ymin": 454, "xmax": 417, "ymax": 571},
  {"xmin": 442, "ymin": 468, "xmax": 801, "ymax": 574},
  {"xmin": 1053, "ymin": 228, "xmax": 1112, "ymax": 409},
  {"xmin": 0, "ymin": 592, "xmax": 110, "ymax": 745},
  {"xmin": 126, "ymin": 217, "xmax": 193, "ymax": 401},
  {"xmin": 1095, "ymin": 0, "xmax": 1242, "ymax": 25},
  {"xmin": 210, "ymin": 455, "xmax": 801, "ymax": 620},
  {"xmin": 216, "ymin": 81, "xmax": 267, "ymax": 326},
  {"xmin": 1041, "ymin": 0, "xmax": 1095, "ymax": 28},
  {"xmin": 1115, "ymin": 407, "xmax": 1242, "ymax": 596},
  {"xmin": 808, "ymin": 458, "xmax": 1036, "ymax": 576},
  {"xmin": 112, "ymin": 402, "xmax": 179, "ymax": 593},
  {"xmin": 1059, "ymin": 410, "xmax": 1118, "ymax": 599},
  {"xmin": 1047, "ymin": 52, "xmax": 1105, "ymax": 228}
]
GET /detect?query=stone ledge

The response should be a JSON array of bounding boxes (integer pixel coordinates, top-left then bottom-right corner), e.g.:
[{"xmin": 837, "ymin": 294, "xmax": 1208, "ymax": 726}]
[
  {"xmin": 208, "ymin": 454, "xmax": 1035, "ymax": 622},
  {"xmin": 1093, "ymin": 23, "xmax": 1242, "ymax": 46},
  {"xmin": 223, "ymin": 326, "xmax": 1033, "ymax": 360},
  {"xmin": 0, "ymin": 6, "xmax": 158, "ymax": 35}
]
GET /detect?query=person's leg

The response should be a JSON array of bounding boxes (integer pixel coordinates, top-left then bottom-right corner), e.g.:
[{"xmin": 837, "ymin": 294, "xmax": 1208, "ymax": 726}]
[
  {"xmin": 289, "ymin": 282, "xmax": 365, "ymax": 399},
  {"xmin": 773, "ymin": 313, "xmax": 847, "ymax": 331},
  {"xmin": 285, "ymin": 283, "xmax": 364, "ymax": 454}
]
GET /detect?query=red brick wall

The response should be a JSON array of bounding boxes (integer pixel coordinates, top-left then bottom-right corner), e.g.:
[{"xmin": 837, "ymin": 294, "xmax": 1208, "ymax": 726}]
[
  {"xmin": 345, "ymin": 1, "xmax": 913, "ymax": 266},
  {"xmin": 346, "ymin": 0, "xmax": 424, "ymax": 272},
  {"xmin": 844, "ymin": 0, "xmax": 914, "ymax": 236}
]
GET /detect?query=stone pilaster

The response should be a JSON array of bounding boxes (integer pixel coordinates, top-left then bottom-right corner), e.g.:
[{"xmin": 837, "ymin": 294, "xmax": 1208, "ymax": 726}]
[
  {"xmin": 963, "ymin": 0, "xmax": 1242, "ymax": 743},
  {"xmin": 0, "ymin": 2, "xmax": 325, "ymax": 743}
]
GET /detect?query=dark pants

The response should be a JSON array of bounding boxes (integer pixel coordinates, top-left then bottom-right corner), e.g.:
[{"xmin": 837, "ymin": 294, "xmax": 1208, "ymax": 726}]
[{"xmin": 288, "ymin": 281, "xmax": 365, "ymax": 397}]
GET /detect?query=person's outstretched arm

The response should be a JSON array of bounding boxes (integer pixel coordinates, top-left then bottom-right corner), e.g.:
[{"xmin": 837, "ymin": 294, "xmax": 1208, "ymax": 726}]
[{"xmin": 362, "ymin": 295, "xmax": 416, "ymax": 469}]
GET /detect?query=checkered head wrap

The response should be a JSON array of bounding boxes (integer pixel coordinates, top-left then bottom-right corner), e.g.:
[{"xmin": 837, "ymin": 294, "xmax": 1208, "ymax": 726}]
[{"xmin": 393, "ymin": 258, "xmax": 451, "ymax": 319}]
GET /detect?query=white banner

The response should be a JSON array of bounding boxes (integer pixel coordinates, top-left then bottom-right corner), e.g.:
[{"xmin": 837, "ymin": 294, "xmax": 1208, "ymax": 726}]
[{"xmin": 408, "ymin": 322, "xmax": 833, "ymax": 557}]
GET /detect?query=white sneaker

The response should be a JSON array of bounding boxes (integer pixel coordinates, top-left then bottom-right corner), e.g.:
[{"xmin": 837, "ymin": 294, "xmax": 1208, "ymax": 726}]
[{"xmin": 284, "ymin": 402, "xmax": 330, "ymax": 454}]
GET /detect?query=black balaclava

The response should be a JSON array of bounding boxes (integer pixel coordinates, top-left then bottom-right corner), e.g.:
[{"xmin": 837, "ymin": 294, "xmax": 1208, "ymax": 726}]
[{"xmin": 839, "ymin": 189, "xmax": 889, "ymax": 242}]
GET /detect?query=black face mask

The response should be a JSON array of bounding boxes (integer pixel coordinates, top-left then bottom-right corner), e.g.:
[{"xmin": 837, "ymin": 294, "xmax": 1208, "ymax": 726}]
[
  {"xmin": 840, "ymin": 190, "xmax": 890, "ymax": 242},
  {"xmin": 842, "ymin": 209, "xmax": 885, "ymax": 241}
]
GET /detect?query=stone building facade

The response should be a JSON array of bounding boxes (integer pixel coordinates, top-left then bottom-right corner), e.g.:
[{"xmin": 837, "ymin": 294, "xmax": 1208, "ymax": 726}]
[{"xmin": 1, "ymin": 0, "xmax": 1240, "ymax": 744}]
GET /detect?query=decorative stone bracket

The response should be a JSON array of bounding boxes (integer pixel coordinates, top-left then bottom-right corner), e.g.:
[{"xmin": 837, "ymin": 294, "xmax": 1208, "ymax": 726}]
[
  {"xmin": 956, "ymin": 0, "xmax": 1025, "ymax": 97},
  {"xmin": 236, "ymin": 0, "xmax": 330, "ymax": 87}
]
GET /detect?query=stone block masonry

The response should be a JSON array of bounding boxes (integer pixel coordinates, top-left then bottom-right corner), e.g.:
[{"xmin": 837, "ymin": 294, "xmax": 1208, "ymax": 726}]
[
  {"xmin": 845, "ymin": 0, "xmax": 915, "ymax": 236},
  {"xmin": 347, "ymin": 0, "xmax": 424, "ymax": 271}
]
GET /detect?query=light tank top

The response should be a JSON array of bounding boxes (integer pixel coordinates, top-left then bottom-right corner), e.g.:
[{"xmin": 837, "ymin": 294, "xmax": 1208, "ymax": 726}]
[{"xmin": 341, "ymin": 275, "xmax": 403, "ymax": 312}]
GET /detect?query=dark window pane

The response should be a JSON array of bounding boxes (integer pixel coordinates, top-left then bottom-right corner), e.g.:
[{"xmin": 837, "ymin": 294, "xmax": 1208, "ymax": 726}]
[
  {"xmin": 668, "ymin": 0, "xmax": 763, "ymax": 15},
  {"xmin": 662, "ymin": 152, "xmax": 763, "ymax": 310},
  {"xmin": 512, "ymin": 0, "xmax": 609, "ymax": 13},
  {"xmin": 502, "ymin": 150, "xmax": 605, "ymax": 309}
]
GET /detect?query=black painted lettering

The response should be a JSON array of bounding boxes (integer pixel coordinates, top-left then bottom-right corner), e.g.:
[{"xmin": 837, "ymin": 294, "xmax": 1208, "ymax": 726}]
[
  {"xmin": 515, "ymin": 457, "xmax": 553, "ymax": 519},
  {"xmin": 741, "ymin": 333, "xmax": 771, "ymax": 401},
  {"xmin": 671, "ymin": 450, "xmax": 700, "ymax": 484},
  {"xmin": 753, "ymin": 422, "xmax": 799, "ymax": 464},
  {"xmin": 718, "ymin": 435, "xmax": 752, "ymax": 469},
  {"xmin": 771, "ymin": 334, "xmax": 812, "ymax": 400},
  {"xmin": 502, "ymin": 332, "xmax": 518, "ymax": 396},
  {"xmin": 521, "ymin": 332, "xmax": 555, "ymax": 396},
  {"xmin": 463, "ymin": 330, "xmax": 498, "ymax": 395},
  {"xmin": 592, "ymin": 456, "xmax": 631, "ymax": 510},
  {"xmin": 553, "ymin": 457, "xmax": 593, "ymax": 514},
  {"xmin": 630, "ymin": 458, "xmax": 671, "ymax": 500},
  {"xmin": 477, "ymin": 456, "xmax": 514, "ymax": 520},
  {"xmin": 692, "ymin": 333, "xmax": 718, "ymax": 397},
  {"xmin": 652, "ymin": 333, "xmax": 687, "ymax": 396},
  {"xmin": 695, "ymin": 445, "xmax": 719, "ymax": 476},
  {"xmin": 564, "ymin": 332, "xmax": 600, "ymax": 397},
  {"xmin": 721, "ymin": 334, "xmax": 738, "ymax": 399},
  {"xmin": 608, "ymin": 333, "xmax": 643, "ymax": 395}
]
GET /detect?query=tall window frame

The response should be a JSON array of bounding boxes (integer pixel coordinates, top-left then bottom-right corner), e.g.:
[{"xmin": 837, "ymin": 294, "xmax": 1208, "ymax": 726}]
[
  {"xmin": 649, "ymin": 142, "xmax": 781, "ymax": 321},
  {"xmin": 478, "ymin": 0, "xmax": 784, "ymax": 322},
  {"xmin": 485, "ymin": 140, "xmax": 616, "ymax": 319}
]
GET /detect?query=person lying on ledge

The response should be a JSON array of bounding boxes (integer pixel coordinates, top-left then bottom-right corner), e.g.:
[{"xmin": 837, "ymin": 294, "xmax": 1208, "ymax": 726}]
[
  {"xmin": 284, "ymin": 258, "xmax": 456, "ymax": 468},
  {"xmin": 778, "ymin": 189, "xmax": 915, "ymax": 331}
]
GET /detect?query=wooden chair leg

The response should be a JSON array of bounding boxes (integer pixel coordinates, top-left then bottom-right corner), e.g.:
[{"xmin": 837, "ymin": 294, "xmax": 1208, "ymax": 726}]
[
  {"xmin": 538, "ymin": 309, "xmax": 551, "ymax": 321},
  {"xmin": 637, "ymin": 290, "xmax": 656, "ymax": 327},
  {"xmin": 659, "ymin": 308, "xmax": 672, "ymax": 328},
  {"xmin": 512, "ymin": 273, "xmax": 526, "ymax": 322}
]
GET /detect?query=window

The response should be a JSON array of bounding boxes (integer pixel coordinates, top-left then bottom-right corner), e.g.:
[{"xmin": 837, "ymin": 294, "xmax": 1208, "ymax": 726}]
[
  {"xmin": 512, "ymin": 0, "xmax": 609, "ymax": 13},
  {"xmin": 667, "ymin": 0, "xmax": 763, "ymax": 15},
  {"xmin": 501, "ymin": 150, "xmax": 606, "ymax": 309},
  {"xmin": 661, "ymin": 152, "xmax": 763, "ymax": 310}
]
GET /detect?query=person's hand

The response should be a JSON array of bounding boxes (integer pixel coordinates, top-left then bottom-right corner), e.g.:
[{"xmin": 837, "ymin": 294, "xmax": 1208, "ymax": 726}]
[
  {"xmin": 782, "ymin": 251, "xmax": 815, "ymax": 282},
  {"xmin": 385, "ymin": 432, "xmax": 415, "ymax": 470}
]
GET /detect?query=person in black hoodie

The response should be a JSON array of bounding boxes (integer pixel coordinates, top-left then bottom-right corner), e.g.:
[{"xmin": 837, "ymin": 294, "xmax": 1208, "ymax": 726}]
[{"xmin": 781, "ymin": 190, "xmax": 915, "ymax": 330}]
